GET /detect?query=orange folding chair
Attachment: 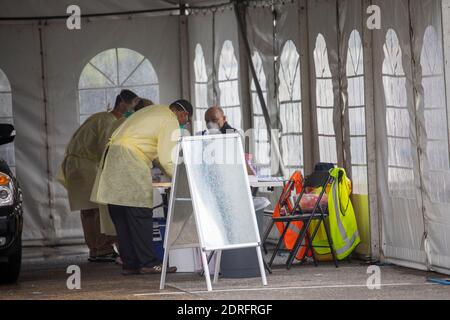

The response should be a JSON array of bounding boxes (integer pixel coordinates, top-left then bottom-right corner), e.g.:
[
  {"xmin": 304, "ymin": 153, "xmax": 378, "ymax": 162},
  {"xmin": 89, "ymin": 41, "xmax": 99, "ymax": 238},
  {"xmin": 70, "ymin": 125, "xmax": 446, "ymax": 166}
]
[{"xmin": 262, "ymin": 171, "xmax": 313, "ymax": 267}]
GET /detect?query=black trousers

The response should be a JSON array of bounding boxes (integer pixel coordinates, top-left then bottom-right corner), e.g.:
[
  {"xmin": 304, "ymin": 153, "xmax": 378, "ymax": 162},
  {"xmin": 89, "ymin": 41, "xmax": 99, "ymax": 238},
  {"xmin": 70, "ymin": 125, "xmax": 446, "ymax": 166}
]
[{"xmin": 108, "ymin": 204, "xmax": 159, "ymax": 270}]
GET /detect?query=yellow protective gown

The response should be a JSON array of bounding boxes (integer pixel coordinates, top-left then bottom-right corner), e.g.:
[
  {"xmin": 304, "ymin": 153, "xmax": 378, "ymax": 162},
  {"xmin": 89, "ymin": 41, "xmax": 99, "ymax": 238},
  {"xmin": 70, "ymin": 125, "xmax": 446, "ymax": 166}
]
[
  {"xmin": 98, "ymin": 113, "xmax": 136, "ymax": 235},
  {"xmin": 110, "ymin": 117, "xmax": 126, "ymax": 132},
  {"xmin": 90, "ymin": 105, "xmax": 180, "ymax": 208},
  {"xmin": 98, "ymin": 116, "xmax": 126, "ymax": 235},
  {"xmin": 98, "ymin": 107, "xmax": 152, "ymax": 235},
  {"xmin": 99, "ymin": 204, "xmax": 116, "ymax": 235},
  {"xmin": 58, "ymin": 112, "xmax": 119, "ymax": 211}
]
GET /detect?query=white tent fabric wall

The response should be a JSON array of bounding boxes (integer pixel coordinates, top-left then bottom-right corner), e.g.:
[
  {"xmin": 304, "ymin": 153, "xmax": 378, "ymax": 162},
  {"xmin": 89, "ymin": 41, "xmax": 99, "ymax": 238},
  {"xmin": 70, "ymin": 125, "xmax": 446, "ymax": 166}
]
[
  {"xmin": 0, "ymin": 15, "xmax": 181, "ymax": 245},
  {"xmin": 338, "ymin": 0, "xmax": 370, "ymax": 256},
  {"xmin": 246, "ymin": 2, "xmax": 308, "ymax": 176},
  {"xmin": 410, "ymin": 0, "xmax": 450, "ymax": 274},
  {"xmin": 373, "ymin": 0, "xmax": 427, "ymax": 271},
  {"xmin": 0, "ymin": 23, "xmax": 49, "ymax": 244},
  {"xmin": 188, "ymin": 9, "xmax": 242, "ymax": 131},
  {"xmin": 214, "ymin": 9, "xmax": 242, "ymax": 130},
  {"xmin": 0, "ymin": 0, "xmax": 178, "ymax": 18},
  {"xmin": 47, "ymin": 16, "xmax": 181, "ymax": 245},
  {"xmin": 189, "ymin": 14, "xmax": 214, "ymax": 133},
  {"xmin": 372, "ymin": 0, "xmax": 450, "ymax": 274},
  {"xmin": 338, "ymin": 0, "xmax": 367, "ymax": 195},
  {"xmin": 276, "ymin": 1, "xmax": 305, "ymax": 176},
  {"xmin": 308, "ymin": 0, "xmax": 341, "ymax": 167},
  {"xmin": 246, "ymin": 7, "xmax": 274, "ymax": 176}
]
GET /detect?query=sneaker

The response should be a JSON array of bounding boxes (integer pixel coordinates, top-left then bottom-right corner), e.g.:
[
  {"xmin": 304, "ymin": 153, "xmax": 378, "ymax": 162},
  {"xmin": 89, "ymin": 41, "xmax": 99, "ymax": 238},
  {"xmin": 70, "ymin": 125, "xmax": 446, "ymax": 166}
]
[
  {"xmin": 139, "ymin": 265, "xmax": 177, "ymax": 275},
  {"xmin": 89, "ymin": 252, "xmax": 118, "ymax": 263},
  {"xmin": 167, "ymin": 266, "xmax": 177, "ymax": 273}
]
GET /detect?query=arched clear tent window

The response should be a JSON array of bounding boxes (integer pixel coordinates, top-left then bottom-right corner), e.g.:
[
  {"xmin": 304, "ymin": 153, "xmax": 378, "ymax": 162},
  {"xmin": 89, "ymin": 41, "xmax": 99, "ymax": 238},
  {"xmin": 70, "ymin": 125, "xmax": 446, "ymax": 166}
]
[
  {"xmin": 346, "ymin": 30, "xmax": 368, "ymax": 195},
  {"xmin": 382, "ymin": 29, "xmax": 414, "ymax": 199},
  {"xmin": 278, "ymin": 40, "xmax": 303, "ymax": 176},
  {"xmin": 78, "ymin": 48, "xmax": 159, "ymax": 124},
  {"xmin": 0, "ymin": 68, "xmax": 15, "ymax": 173},
  {"xmin": 218, "ymin": 40, "xmax": 241, "ymax": 129},
  {"xmin": 250, "ymin": 51, "xmax": 270, "ymax": 175},
  {"xmin": 194, "ymin": 44, "xmax": 208, "ymax": 132},
  {"xmin": 421, "ymin": 26, "xmax": 450, "ymax": 203},
  {"xmin": 314, "ymin": 34, "xmax": 337, "ymax": 164}
]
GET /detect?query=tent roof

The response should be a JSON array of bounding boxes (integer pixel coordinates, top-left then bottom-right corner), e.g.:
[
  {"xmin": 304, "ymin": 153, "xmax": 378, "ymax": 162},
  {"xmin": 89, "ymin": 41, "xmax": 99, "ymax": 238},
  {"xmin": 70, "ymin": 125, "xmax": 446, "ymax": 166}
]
[{"xmin": 0, "ymin": 0, "xmax": 229, "ymax": 19}]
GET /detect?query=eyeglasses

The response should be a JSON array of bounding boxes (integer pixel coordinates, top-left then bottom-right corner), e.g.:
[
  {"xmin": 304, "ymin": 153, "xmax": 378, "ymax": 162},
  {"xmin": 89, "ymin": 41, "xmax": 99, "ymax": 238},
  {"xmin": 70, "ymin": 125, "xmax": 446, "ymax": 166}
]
[{"xmin": 173, "ymin": 102, "xmax": 191, "ymax": 122}]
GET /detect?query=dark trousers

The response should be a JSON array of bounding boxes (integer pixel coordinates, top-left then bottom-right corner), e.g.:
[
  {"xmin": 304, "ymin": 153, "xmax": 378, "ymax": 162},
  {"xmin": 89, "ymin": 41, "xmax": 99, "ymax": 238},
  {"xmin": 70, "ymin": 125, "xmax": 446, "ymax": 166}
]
[
  {"xmin": 108, "ymin": 204, "xmax": 159, "ymax": 270},
  {"xmin": 80, "ymin": 208, "xmax": 116, "ymax": 257}
]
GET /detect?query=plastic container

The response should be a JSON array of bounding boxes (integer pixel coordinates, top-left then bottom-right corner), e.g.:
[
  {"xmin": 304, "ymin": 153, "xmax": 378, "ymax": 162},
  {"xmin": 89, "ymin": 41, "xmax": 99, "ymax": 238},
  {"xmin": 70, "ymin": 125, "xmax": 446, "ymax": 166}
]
[
  {"xmin": 220, "ymin": 197, "xmax": 271, "ymax": 278},
  {"xmin": 299, "ymin": 193, "xmax": 328, "ymax": 211}
]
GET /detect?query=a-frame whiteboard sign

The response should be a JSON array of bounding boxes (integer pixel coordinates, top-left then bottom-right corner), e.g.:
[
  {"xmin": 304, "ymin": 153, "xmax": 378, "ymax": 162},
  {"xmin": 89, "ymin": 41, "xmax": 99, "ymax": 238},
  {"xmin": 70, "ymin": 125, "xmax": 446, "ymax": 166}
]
[{"xmin": 160, "ymin": 134, "xmax": 267, "ymax": 291}]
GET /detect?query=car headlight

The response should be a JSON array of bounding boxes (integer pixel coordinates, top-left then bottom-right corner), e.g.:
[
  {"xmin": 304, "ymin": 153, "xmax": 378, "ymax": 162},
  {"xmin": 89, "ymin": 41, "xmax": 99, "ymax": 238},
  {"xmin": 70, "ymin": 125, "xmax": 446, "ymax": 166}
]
[{"xmin": 0, "ymin": 173, "xmax": 13, "ymax": 207}]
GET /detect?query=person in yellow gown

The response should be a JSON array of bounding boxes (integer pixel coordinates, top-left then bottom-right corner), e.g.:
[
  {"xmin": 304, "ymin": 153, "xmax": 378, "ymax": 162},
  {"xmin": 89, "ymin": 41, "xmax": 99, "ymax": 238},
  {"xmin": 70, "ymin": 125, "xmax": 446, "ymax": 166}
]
[
  {"xmin": 98, "ymin": 98, "xmax": 154, "ymax": 238},
  {"xmin": 91, "ymin": 100, "xmax": 193, "ymax": 275},
  {"xmin": 59, "ymin": 89, "xmax": 140, "ymax": 262}
]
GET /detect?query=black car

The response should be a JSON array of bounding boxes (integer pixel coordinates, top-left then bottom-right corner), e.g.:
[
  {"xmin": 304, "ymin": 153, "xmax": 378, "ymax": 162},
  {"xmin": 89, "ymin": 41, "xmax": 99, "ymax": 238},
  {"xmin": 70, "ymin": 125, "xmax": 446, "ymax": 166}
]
[{"xmin": 0, "ymin": 124, "xmax": 23, "ymax": 284}]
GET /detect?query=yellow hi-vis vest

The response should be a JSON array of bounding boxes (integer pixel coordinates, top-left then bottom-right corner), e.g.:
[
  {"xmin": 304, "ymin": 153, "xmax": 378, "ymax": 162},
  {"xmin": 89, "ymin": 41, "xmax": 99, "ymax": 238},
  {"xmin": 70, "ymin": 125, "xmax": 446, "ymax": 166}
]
[{"xmin": 310, "ymin": 168, "xmax": 360, "ymax": 260}]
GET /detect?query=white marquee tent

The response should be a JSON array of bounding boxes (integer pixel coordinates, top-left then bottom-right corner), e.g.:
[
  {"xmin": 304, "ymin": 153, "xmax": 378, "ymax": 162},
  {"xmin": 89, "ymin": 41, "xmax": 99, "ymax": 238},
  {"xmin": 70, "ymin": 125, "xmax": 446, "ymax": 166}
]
[{"xmin": 0, "ymin": 0, "xmax": 450, "ymax": 275}]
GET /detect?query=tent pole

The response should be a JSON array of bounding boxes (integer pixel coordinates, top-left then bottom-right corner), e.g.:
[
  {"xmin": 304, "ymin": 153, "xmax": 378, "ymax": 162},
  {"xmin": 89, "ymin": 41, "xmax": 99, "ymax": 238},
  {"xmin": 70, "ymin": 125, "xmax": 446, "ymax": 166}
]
[
  {"xmin": 336, "ymin": 0, "xmax": 350, "ymax": 172},
  {"xmin": 38, "ymin": 22, "xmax": 56, "ymax": 245},
  {"xmin": 179, "ymin": 4, "xmax": 191, "ymax": 102},
  {"xmin": 362, "ymin": 0, "xmax": 381, "ymax": 262},
  {"xmin": 236, "ymin": 4, "xmax": 253, "ymax": 142},
  {"xmin": 408, "ymin": 0, "xmax": 429, "ymax": 267},
  {"xmin": 441, "ymin": 0, "xmax": 450, "ymax": 177},
  {"xmin": 233, "ymin": 0, "xmax": 286, "ymax": 176},
  {"xmin": 298, "ymin": 0, "xmax": 314, "ymax": 175}
]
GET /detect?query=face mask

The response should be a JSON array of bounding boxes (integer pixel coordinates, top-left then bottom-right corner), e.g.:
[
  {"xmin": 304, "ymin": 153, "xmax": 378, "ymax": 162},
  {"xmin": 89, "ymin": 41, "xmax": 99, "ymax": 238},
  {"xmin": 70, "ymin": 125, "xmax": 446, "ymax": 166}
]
[
  {"xmin": 123, "ymin": 111, "xmax": 134, "ymax": 118},
  {"xmin": 179, "ymin": 124, "xmax": 186, "ymax": 130},
  {"xmin": 206, "ymin": 121, "xmax": 220, "ymax": 130}
]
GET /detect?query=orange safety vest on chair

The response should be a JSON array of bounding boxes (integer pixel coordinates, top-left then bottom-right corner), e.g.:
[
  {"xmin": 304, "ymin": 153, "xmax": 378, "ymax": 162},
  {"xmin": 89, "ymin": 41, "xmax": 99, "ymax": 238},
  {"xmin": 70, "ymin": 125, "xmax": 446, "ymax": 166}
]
[{"xmin": 273, "ymin": 171, "xmax": 312, "ymax": 260}]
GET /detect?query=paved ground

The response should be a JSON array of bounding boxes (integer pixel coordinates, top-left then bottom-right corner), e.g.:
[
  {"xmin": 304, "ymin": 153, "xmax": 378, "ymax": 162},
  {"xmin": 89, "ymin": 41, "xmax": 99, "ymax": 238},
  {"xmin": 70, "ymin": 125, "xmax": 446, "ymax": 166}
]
[{"xmin": 1, "ymin": 245, "xmax": 449, "ymax": 300}]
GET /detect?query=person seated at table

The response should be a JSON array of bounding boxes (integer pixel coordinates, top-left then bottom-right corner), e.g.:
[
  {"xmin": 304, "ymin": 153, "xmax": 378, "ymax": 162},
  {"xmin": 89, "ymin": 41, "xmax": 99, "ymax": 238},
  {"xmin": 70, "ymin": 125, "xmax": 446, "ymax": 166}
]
[
  {"xmin": 200, "ymin": 106, "xmax": 258, "ymax": 176},
  {"xmin": 201, "ymin": 106, "xmax": 238, "ymax": 135}
]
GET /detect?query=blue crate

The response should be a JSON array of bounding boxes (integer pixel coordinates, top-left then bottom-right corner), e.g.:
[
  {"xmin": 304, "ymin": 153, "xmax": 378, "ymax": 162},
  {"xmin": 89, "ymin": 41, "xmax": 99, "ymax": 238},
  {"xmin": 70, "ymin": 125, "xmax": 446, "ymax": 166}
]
[{"xmin": 153, "ymin": 217, "xmax": 166, "ymax": 261}]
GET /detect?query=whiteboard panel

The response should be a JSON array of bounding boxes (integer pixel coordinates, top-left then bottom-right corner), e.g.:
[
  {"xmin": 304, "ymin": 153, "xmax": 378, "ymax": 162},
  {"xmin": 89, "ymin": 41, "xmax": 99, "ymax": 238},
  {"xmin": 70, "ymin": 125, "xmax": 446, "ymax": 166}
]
[
  {"xmin": 182, "ymin": 134, "xmax": 259, "ymax": 250},
  {"xmin": 166, "ymin": 156, "xmax": 199, "ymax": 249}
]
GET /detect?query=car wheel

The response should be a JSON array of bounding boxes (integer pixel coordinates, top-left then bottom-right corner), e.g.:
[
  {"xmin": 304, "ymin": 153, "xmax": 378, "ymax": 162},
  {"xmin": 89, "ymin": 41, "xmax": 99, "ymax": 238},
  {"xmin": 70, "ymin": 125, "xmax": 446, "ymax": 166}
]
[{"xmin": 0, "ymin": 238, "xmax": 22, "ymax": 284}]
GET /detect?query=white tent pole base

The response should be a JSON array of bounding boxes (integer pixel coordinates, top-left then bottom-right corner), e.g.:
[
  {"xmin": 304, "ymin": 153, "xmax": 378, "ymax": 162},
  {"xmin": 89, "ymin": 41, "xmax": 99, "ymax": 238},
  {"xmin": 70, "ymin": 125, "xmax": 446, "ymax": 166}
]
[
  {"xmin": 256, "ymin": 246, "xmax": 268, "ymax": 286},
  {"xmin": 159, "ymin": 248, "xmax": 169, "ymax": 290},
  {"xmin": 201, "ymin": 250, "xmax": 213, "ymax": 291},
  {"xmin": 213, "ymin": 250, "xmax": 222, "ymax": 284}
]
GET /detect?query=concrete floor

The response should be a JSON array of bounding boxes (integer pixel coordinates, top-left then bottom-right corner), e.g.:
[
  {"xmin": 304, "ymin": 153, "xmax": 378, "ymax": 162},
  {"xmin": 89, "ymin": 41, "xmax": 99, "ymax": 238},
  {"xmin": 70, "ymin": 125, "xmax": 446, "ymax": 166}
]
[{"xmin": 1, "ymin": 245, "xmax": 449, "ymax": 300}]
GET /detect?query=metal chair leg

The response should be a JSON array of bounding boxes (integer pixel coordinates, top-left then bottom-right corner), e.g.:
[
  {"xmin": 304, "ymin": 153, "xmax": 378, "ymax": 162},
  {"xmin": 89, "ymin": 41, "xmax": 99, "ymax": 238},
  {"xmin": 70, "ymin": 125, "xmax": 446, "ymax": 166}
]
[
  {"xmin": 200, "ymin": 250, "xmax": 216, "ymax": 276},
  {"xmin": 305, "ymin": 220, "xmax": 324, "ymax": 267},
  {"xmin": 286, "ymin": 217, "xmax": 316, "ymax": 269},
  {"xmin": 305, "ymin": 233, "xmax": 318, "ymax": 267},
  {"xmin": 323, "ymin": 219, "xmax": 338, "ymax": 268},
  {"xmin": 269, "ymin": 221, "xmax": 290, "ymax": 268},
  {"xmin": 262, "ymin": 220, "xmax": 275, "ymax": 255},
  {"xmin": 264, "ymin": 258, "xmax": 272, "ymax": 274},
  {"xmin": 286, "ymin": 224, "xmax": 308, "ymax": 269}
]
